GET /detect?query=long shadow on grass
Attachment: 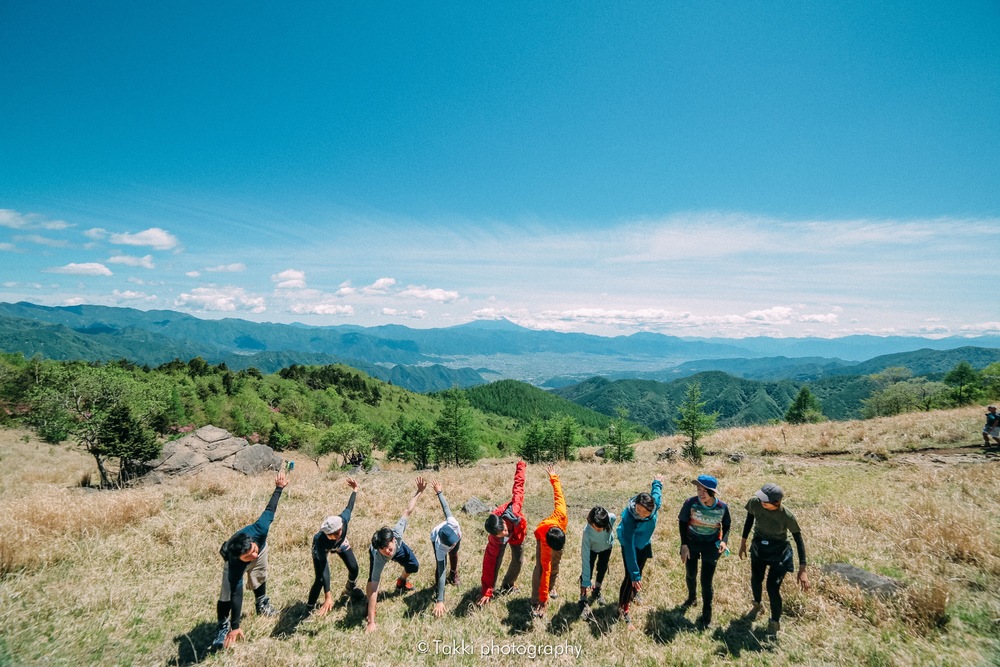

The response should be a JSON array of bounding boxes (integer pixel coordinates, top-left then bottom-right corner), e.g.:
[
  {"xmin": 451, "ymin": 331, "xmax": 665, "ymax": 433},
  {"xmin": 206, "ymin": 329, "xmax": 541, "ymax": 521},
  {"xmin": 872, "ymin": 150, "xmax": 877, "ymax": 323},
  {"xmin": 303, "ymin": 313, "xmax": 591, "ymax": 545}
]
[
  {"xmin": 403, "ymin": 586, "xmax": 437, "ymax": 618},
  {"xmin": 546, "ymin": 600, "xmax": 580, "ymax": 636},
  {"xmin": 333, "ymin": 596, "xmax": 369, "ymax": 631},
  {"xmin": 271, "ymin": 601, "xmax": 311, "ymax": 638},
  {"xmin": 501, "ymin": 597, "xmax": 534, "ymax": 636},
  {"xmin": 453, "ymin": 586, "xmax": 485, "ymax": 618},
  {"xmin": 582, "ymin": 602, "xmax": 621, "ymax": 639},
  {"xmin": 711, "ymin": 612, "xmax": 773, "ymax": 658},
  {"xmin": 168, "ymin": 621, "xmax": 217, "ymax": 666},
  {"xmin": 644, "ymin": 604, "xmax": 697, "ymax": 644}
]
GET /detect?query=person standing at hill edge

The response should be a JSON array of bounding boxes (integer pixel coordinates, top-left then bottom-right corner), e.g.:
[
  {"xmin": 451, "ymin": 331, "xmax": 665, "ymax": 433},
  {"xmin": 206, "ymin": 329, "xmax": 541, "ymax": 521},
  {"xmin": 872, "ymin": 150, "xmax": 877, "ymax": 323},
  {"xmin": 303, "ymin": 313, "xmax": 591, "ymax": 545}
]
[
  {"xmin": 678, "ymin": 474, "xmax": 731, "ymax": 628},
  {"xmin": 429, "ymin": 481, "xmax": 462, "ymax": 617},
  {"xmin": 739, "ymin": 483, "xmax": 810, "ymax": 633},
  {"xmin": 530, "ymin": 465, "xmax": 568, "ymax": 618},
  {"xmin": 983, "ymin": 405, "xmax": 1000, "ymax": 446},
  {"xmin": 617, "ymin": 475, "xmax": 663, "ymax": 630},
  {"xmin": 212, "ymin": 468, "xmax": 289, "ymax": 651},
  {"xmin": 478, "ymin": 461, "xmax": 528, "ymax": 606},
  {"xmin": 308, "ymin": 478, "xmax": 361, "ymax": 616},
  {"xmin": 365, "ymin": 477, "xmax": 427, "ymax": 633}
]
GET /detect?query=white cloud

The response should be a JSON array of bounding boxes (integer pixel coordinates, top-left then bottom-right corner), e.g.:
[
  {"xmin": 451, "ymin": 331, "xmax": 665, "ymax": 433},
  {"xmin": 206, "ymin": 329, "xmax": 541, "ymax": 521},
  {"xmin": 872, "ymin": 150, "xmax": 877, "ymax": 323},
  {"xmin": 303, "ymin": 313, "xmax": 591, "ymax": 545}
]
[
  {"xmin": 108, "ymin": 254, "xmax": 155, "ymax": 269},
  {"xmin": 207, "ymin": 263, "xmax": 247, "ymax": 273},
  {"xmin": 362, "ymin": 277, "xmax": 396, "ymax": 294},
  {"xmin": 175, "ymin": 286, "xmax": 266, "ymax": 313},
  {"xmin": 17, "ymin": 234, "xmax": 69, "ymax": 248},
  {"xmin": 288, "ymin": 303, "xmax": 354, "ymax": 316},
  {"xmin": 398, "ymin": 285, "xmax": 460, "ymax": 302},
  {"xmin": 0, "ymin": 209, "xmax": 70, "ymax": 230},
  {"xmin": 336, "ymin": 281, "xmax": 357, "ymax": 296},
  {"xmin": 45, "ymin": 262, "xmax": 113, "ymax": 276},
  {"xmin": 800, "ymin": 313, "xmax": 839, "ymax": 324},
  {"xmin": 0, "ymin": 243, "xmax": 14, "ymax": 252},
  {"xmin": 186, "ymin": 270, "xmax": 201, "ymax": 277},
  {"xmin": 744, "ymin": 307, "xmax": 794, "ymax": 324},
  {"xmin": 109, "ymin": 227, "xmax": 179, "ymax": 250},
  {"xmin": 112, "ymin": 289, "xmax": 156, "ymax": 302},
  {"xmin": 85, "ymin": 228, "xmax": 108, "ymax": 240},
  {"xmin": 382, "ymin": 308, "xmax": 399, "ymax": 316},
  {"xmin": 272, "ymin": 269, "xmax": 306, "ymax": 289},
  {"xmin": 62, "ymin": 296, "xmax": 86, "ymax": 306},
  {"xmin": 959, "ymin": 322, "xmax": 1000, "ymax": 335}
]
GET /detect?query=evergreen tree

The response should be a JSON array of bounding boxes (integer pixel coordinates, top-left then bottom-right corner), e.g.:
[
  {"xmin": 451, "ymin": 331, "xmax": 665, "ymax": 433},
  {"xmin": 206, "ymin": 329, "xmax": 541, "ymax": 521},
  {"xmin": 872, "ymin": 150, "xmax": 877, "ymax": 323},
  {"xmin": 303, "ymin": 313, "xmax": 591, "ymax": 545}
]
[
  {"xmin": 432, "ymin": 388, "xmax": 480, "ymax": 466},
  {"xmin": 785, "ymin": 386, "xmax": 825, "ymax": 424},
  {"xmin": 606, "ymin": 407, "xmax": 636, "ymax": 462},
  {"xmin": 944, "ymin": 361, "xmax": 981, "ymax": 406},
  {"xmin": 519, "ymin": 418, "xmax": 547, "ymax": 463},
  {"xmin": 388, "ymin": 417, "xmax": 434, "ymax": 470},
  {"xmin": 675, "ymin": 381, "xmax": 717, "ymax": 464}
]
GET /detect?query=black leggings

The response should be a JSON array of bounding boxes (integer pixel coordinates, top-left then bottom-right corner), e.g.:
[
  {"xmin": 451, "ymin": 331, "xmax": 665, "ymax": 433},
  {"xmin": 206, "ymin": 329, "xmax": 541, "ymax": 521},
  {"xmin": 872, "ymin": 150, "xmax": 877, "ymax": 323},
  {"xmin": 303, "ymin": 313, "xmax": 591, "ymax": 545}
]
[
  {"xmin": 750, "ymin": 555, "xmax": 788, "ymax": 622},
  {"xmin": 585, "ymin": 549, "xmax": 611, "ymax": 590},
  {"xmin": 618, "ymin": 543, "xmax": 652, "ymax": 611},
  {"xmin": 684, "ymin": 542, "xmax": 720, "ymax": 614},
  {"xmin": 308, "ymin": 547, "xmax": 359, "ymax": 607}
]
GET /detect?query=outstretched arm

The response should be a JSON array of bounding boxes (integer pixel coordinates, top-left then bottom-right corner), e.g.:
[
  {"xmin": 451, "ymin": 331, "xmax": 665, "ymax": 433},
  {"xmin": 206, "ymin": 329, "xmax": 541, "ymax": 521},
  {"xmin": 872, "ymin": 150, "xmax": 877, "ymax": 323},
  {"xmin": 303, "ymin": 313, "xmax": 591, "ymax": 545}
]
[
  {"xmin": 433, "ymin": 481, "xmax": 452, "ymax": 519},
  {"xmin": 401, "ymin": 476, "xmax": 428, "ymax": 519},
  {"xmin": 509, "ymin": 461, "xmax": 526, "ymax": 516}
]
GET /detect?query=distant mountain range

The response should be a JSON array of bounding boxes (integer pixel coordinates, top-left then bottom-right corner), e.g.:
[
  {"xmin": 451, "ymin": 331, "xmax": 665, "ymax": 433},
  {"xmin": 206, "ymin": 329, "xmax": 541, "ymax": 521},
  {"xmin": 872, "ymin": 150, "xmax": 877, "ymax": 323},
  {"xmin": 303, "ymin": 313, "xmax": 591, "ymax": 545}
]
[{"xmin": 2, "ymin": 301, "xmax": 999, "ymax": 397}]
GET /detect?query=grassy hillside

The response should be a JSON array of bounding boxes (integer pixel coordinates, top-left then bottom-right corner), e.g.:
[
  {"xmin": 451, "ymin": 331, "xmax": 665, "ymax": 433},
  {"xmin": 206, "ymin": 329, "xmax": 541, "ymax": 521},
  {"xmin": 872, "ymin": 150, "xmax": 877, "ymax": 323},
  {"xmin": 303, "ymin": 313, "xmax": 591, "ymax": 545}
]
[
  {"xmin": 1, "ymin": 407, "xmax": 996, "ymax": 665},
  {"xmin": 464, "ymin": 379, "xmax": 619, "ymax": 431}
]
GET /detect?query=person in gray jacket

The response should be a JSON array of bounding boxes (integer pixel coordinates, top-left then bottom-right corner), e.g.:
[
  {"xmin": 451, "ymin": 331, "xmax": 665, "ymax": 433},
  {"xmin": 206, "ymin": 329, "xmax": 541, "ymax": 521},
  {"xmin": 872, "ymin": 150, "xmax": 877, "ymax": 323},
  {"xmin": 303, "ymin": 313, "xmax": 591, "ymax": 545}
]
[
  {"xmin": 429, "ymin": 481, "xmax": 462, "ymax": 617},
  {"xmin": 579, "ymin": 506, "xmax": 615, "ymax": 617}
]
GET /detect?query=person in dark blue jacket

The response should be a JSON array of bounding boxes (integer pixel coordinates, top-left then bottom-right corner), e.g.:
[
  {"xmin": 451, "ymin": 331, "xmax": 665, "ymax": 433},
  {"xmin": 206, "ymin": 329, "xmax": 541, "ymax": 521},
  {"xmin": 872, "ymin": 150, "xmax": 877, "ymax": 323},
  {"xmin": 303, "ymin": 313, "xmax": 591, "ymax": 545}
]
[
  {"xmin": 616, "ymin": 475, "xmax": 663, "ymax": 630},
  {"xmin": 308, "ymin": 477, "xmax": 361, "ymax": 616},
  {"xmin": 212, "ymin": 468, "xmax": 289, "ymax": 651}
]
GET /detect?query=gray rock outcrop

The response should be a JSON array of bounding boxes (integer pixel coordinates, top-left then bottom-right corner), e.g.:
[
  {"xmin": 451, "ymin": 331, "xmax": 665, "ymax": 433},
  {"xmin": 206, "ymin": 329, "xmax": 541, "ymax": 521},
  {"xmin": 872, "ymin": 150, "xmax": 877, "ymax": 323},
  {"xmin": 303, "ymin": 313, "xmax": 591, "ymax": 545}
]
[
  {"xmin": 145, "ymin": 426, "xmax": 282, "ymax": 481},
  {"xmin": 821, "ymin": 562, "xmax": 902, "ymax": 598}
]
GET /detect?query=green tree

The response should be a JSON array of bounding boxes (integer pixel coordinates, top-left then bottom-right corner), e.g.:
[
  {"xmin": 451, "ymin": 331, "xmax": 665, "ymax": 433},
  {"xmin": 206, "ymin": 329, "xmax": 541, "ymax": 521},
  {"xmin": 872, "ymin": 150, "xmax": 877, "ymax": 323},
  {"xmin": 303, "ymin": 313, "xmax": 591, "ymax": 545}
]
[
  {"xmin": 785, "ymin": 386, "xmax": 825, "ymax": 424},
  {"xmin": 519, "ymin": 418, "xmax": 547, "ymax": 463},
  {"xmin": 432, "ymin": 388, "xmax": 480, "ymax": 466},
  {"xmin": 606, "ymin": 407, "xmax": 636, "ymax": 462},
  {"xmin": 319, "ymin": 422, "xmax": 373, "ymax": 469},
  {"xmin": 388, "ymin": 417, "xmax": 434, "ymax": 470},
  {"xmin": 943, "ymin": 361, "xmax": 980, "ymax": 406},
  {"xmin": 980, "ymin": 362, "xmax": 1000, "ymax": 400},
  {"xmin": 675, "ymin": 381, "xmax": 717, "ymax": 464},
  {"xmin": 552, "ymin": 416, "xmax": 580, "ymax": 460}
]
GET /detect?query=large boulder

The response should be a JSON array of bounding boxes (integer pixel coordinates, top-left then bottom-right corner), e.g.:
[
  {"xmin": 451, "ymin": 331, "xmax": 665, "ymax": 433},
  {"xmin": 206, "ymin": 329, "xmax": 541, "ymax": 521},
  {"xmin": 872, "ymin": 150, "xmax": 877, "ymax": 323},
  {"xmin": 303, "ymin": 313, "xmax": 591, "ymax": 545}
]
[
  {"xmin": 145, "ymin": 426, "xmax": 282, "ymax": 481},
  {"xmin": 821, "ymin": 563, "xmax": 902, "ymax": 598}
]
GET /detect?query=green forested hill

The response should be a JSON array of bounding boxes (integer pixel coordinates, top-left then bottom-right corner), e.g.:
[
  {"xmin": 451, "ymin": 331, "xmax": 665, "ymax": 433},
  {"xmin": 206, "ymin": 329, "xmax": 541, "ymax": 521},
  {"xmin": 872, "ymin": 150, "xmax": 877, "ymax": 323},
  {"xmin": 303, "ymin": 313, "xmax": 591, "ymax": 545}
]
[{"xmin": 463, "ymin": 379, "xmax": 619, "ymax": 430}]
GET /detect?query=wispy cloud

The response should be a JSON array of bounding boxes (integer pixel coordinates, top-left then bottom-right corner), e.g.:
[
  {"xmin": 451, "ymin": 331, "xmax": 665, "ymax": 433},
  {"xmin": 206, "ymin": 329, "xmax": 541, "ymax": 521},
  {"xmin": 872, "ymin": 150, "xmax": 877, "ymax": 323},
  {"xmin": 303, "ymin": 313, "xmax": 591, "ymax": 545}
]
[
  {"xmin": 362, "ymin": 277, "xmax": 396, "ymax": 294},
  {"xmin": 0, "ymin": 243, "xmax": 14, "ymax": 252},
  {"xmin": 45, "ymin": 262, "xmax": 113, "ymax": 276},
  {"xmin": 16, "ymin": 234, "xmax": 69, "ymax": 248},
  {"xmin": 175, "ymin": 286, "xmax": 265, "ymax": 313},
  {"xmin": 206, "ymin": 263, "xmax": 247, "ymax": 273},
  {"xmin": 0, "ymin": 209, "xmax": 70, "ymax": 230},
  {"xmin": 397, "ymin": 285, "xmax": 460, "ymax": 302},
  {"xmin": 109, "ymin": 227, "xmax": 179, "ymax": 250},
  {"xmin": 112, "ymin": 289, "xmax": 156, "ymax": 302},
  {"xmin": 288, "ymin": 302, "xmax": 354, "ymax": 316},
  {"xmin": 108, "ymin": 254, "xmax": 155, "ymax": 269}
]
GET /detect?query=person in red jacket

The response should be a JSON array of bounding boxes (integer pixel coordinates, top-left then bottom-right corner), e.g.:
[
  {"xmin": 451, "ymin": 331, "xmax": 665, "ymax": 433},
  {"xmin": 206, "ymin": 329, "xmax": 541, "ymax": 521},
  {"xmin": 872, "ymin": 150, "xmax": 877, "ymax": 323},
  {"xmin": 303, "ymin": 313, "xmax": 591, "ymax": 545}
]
[
  {"xmin": 530, "ymin": 465, "xmax": 567, "ymax": 618},
  {"xmin": 478, "ymin": 461, "xmax": 527, "ymax": 606}
]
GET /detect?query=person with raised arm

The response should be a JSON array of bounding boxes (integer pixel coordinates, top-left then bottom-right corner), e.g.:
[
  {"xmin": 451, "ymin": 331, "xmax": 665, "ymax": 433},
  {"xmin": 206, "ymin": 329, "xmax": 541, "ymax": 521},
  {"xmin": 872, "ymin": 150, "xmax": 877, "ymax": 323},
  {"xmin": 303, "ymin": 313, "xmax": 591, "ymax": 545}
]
[
  {"xmin": 308, "ymin": 478, "xmax": 361, "ymax": 616},
  {"xmin": 365, "ymin": 476, "xmax": 427, "ymax": 633},
  {"xmin": 616, "ymin": 474, "xmax": 662, "ymax": 630},
  {"xmin": 529, "ymin": 465, "xmax": 568, "ymax": 618},
  {"xmin": 478, "ymin": 461, "xmax": 527, "ymax": 606},
  {"xmin": 429, "ymin": 480, "xmax": 462, "ymax": 617}
]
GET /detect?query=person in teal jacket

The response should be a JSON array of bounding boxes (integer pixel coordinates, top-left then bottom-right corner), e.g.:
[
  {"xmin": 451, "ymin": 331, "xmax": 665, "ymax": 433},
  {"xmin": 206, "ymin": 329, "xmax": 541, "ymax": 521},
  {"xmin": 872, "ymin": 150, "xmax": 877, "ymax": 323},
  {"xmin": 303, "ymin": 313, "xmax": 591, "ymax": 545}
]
[{"xmin": 616, "ymin": 475, "xmax": 663, "ymax": 630}]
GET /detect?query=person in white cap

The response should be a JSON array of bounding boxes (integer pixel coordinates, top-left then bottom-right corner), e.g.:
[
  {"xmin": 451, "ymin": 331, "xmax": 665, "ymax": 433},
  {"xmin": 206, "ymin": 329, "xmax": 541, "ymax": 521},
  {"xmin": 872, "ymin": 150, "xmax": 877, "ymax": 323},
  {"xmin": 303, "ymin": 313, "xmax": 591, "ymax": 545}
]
[
  {"xmin": 429, "ymin": 481, "xmax": 462, "ymax": 617},
  {"xmin": 308, "ymin": 478, "xmax": 361, "ymax": 616},
  {"xmin": 738, "ymin": 483, "xmax": 810, "ymax": 633}
]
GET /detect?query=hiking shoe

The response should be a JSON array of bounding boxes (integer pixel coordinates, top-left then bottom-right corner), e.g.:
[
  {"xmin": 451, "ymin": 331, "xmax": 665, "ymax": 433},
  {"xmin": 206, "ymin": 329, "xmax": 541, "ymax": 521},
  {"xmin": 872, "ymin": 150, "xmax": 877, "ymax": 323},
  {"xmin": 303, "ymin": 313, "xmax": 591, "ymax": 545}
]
[
  {"xmin": 579, "ymin": 602, "xmax": 593, "ymax": 621},
  {"xmin": 211, "ymin": 620, "xmax": 230, "ymax": 650},
  {"xmin": 549, "ymin": 590, "xmax": 558, "ymax": 599},
  {"xmin": 497, "ymin": 584, "xmax": 518, "ymax": 596},
  {"xmin": 748, "ymin": 602, "xmax": 763, "ymax": 620},
  {"xmin": 255, "ymin": 596, "xmax": 277, "ymax": 617},
  {"xmin": 395, "ymin": 577, "xmax": 414, "ymax": 591},
  {"xmin": 446, "ymin": 571, "xmax": 459, "ymax": 586},
  {"xmin": 767, "ymin": 619, "xmax": 780, "ymax": 633},
  {"xmin": 531, "ymin": 605, "xmax": 545, "ymax": 619},
  {"xmin": 696, "ymin": 614, "xmax": 712, "ymax": 628},
  {"xmin": 621, "ymin": 610, "xmax": 635, "ymax": 631},
  {"xmin": 590, "ymin": 587, "xmax": 605, "ymax": 604},
  {"xmin": 681, "ymin": 596, "xmax": 697, "ymax": 608}
]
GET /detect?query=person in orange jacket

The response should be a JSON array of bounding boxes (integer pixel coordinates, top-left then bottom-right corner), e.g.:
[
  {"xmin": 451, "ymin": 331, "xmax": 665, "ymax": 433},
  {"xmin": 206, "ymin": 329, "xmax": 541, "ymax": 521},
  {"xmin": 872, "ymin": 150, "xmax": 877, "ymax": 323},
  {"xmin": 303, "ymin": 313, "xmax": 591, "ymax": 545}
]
[
  {"xmin": 478, "ymin": 461, "xmax": 528, "ymax": 606},
  {"xmin": 530, "ymin": 465, "xmax": 567, "ymax": 617}
]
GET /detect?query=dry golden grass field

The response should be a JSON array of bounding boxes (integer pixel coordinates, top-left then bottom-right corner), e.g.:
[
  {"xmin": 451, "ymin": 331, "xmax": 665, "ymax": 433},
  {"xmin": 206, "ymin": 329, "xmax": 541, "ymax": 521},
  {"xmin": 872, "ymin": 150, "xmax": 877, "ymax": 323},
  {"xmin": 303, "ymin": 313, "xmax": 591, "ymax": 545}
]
[{"xmin": 1, "ymin": 406, "xmax": 998, "ymax": 666}]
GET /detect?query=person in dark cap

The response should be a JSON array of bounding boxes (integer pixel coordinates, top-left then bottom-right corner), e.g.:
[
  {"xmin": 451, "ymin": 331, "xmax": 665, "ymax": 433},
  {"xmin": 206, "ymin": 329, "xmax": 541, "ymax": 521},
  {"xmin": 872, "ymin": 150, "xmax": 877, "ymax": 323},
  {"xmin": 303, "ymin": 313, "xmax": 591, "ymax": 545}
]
[
  {"xmin": 530, "ymin": 465, "xmax": 567, "ymax": 618},
  {"xmin": 429, "ymin": 480, "xmax": 462, "ymax": 617},
  {"xmin": 983, "ymin": 405, "xmax": 1000, "ymax": 446},
  {"xmin": 678, "ymin": 474, "xmax": 731, "ymax": 627},
  {"xmin": 738, "ymin": 483, "xmax": 810, "ymax": 633},
  {"xmin": 212, "ymin": 468, "xmax": 289, "ymax": 650},
  {"xmin": 308, "ymin": 477, "xmax": 361, "ymax": 616}
]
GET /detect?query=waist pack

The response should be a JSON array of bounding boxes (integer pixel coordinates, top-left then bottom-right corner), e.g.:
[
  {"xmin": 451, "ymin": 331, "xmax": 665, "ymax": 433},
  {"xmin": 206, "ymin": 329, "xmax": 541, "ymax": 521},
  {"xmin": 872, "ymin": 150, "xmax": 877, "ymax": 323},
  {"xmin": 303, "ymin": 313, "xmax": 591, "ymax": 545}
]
[{"xmin": 752, "ymin": 537, "xmax": 794, "ymax": 572}]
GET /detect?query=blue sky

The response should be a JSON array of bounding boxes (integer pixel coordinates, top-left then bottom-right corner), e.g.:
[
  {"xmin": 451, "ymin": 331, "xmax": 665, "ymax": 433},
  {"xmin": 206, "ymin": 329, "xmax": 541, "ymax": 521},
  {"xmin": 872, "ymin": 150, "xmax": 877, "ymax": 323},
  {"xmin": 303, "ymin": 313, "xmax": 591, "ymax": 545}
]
[{"xmin": 1, "ymin": 2, "xmax": 998, "ymax": 338}]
